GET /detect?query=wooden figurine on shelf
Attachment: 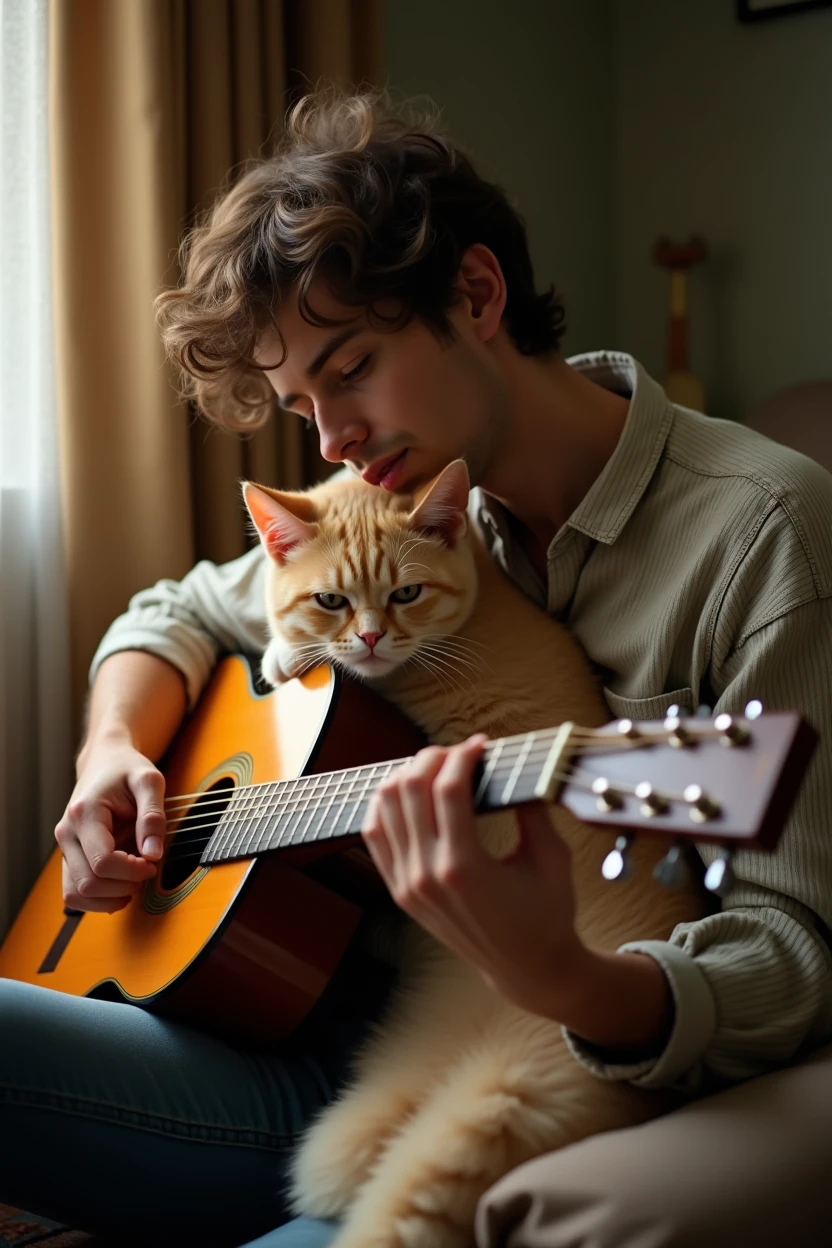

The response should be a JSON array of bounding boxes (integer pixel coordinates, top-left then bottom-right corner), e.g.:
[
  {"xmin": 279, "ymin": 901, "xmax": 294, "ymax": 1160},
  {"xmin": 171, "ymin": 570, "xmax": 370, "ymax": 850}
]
[{"xmin": 653, "ymin": 235, "xmax": 708, "ymax": 412}]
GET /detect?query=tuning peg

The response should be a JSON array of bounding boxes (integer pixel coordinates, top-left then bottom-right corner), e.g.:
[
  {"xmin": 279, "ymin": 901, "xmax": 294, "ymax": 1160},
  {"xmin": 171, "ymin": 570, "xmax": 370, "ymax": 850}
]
[
  {"xmin": 665, "ymin": 702, "xmax": 692, "ymax": 717},
  {"xmin": 652, "ymin": 841, "xmax": 690, "ymax": 888},
  {"xmin": 663, "ymin": 715, "xmax": 692, "ymax": 748},
  {"xmin": 704, "ymin": 848, "xmax": 735, "ymax": 897},
  {"xmin": 744, "ymin": 699, "xmax": 763, "ymax": 720},
  {"xmin": 592, "ymin": 777, "xmax": 624, "ymax": 813},
  {"xmin": 695, "ymin": 704, "xmax": 713, "ymax": 718},
  {"xmin": 602, "ymin": 833, "xmax": 634, "ymax": 882},
  {"xmin": 683, "ymin": 784, "xmax": 721, "ymax": 824},
  {"xmin": 715, "ymin": 713, "xmax": 749, "ymax": 747},
  {"xmin": 635, "ymin": 782, "xmax": 668, "ymax": 816}
]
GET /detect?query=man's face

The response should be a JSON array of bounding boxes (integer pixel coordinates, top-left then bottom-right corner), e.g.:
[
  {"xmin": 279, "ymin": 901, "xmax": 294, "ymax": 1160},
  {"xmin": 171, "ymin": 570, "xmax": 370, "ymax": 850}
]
[{"xmin": 255, "ymin": 281, "xmax": 510, "ymax": 494}]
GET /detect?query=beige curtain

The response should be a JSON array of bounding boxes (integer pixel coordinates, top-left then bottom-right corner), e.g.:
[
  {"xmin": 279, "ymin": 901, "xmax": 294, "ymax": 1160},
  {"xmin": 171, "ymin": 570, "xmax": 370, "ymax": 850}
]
[{"xmin": 49, "ymin": 0, "xmax": 383, "ymax": 730}]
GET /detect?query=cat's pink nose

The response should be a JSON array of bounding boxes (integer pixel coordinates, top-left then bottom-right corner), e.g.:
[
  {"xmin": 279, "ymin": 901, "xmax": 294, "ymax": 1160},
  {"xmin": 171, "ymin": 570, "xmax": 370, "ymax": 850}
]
[{"xmin": 358, "ymin": 630, "xmax": 386, "ymax": 651}]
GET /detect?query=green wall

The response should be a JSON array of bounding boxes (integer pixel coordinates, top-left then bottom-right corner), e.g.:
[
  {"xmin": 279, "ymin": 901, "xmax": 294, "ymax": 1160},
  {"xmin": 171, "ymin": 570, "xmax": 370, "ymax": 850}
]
[
  {"xmin": 615, "ymin": 0, "xmax": 832, "ymax": 420},
  {"xmin": 385, "ymin": 0, "xmax": 832, "ymax": 420},
  {"xmin": 384, "ymin": 0, "xmax": 616, "ymax": 356}
]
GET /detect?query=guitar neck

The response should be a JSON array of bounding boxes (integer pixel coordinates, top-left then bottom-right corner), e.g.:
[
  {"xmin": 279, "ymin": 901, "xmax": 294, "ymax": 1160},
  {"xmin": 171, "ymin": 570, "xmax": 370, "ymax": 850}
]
[
  {"xmin": 195, "ymin": 708, "xmax": 816, "ymax": 867},
  {"xmin": 202, "ymin": 728, "xmax": 563, "ymax": 867}
]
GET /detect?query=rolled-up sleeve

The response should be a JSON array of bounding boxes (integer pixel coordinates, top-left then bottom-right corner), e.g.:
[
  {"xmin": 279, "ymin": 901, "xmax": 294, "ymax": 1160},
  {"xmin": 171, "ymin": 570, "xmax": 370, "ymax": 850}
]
[
  {"xmin": 565, "ymin": 595, "xmax": 832, "ymax": 1093},
  {"xmin": 88, "ymin": 544, "xmax": 270, "ymax": 710}
]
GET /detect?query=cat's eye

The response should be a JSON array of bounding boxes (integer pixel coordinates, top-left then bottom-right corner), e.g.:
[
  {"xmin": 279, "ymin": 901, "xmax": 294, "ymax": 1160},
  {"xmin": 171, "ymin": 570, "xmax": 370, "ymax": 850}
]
[
  {"xmin": 389, "ymin": 584, "xmax": 422, "ymax": 604},
  {"xmin": 315, "ymin": 592, "xmax": 348, "ymax": 610}
]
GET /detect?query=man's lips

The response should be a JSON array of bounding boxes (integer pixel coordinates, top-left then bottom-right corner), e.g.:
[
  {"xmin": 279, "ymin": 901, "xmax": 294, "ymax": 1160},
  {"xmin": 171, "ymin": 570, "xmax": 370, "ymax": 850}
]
[{"xmin": 362, "ymin": 450, "xmax": 408, "ymax": 488}]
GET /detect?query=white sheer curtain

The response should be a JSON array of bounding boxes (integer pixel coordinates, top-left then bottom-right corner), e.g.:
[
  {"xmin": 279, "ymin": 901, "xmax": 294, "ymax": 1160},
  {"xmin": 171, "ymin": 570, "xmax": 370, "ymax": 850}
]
[{"xmin": 0, "ymin": 0, "xmax": 72, "ymax": 940}]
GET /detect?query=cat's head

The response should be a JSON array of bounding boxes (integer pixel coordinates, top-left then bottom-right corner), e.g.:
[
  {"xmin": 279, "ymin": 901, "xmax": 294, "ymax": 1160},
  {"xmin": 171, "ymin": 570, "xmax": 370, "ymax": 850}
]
[{"xmin": 243, "ymin": 459, "xmax": 478, "ymax": 685}]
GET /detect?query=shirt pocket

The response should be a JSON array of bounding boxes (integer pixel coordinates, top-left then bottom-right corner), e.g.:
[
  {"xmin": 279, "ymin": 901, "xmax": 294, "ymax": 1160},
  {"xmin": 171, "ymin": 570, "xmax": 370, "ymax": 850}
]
[{"xmin": 603, "ymin": 686, "xmax": 695, "ymax": 724}]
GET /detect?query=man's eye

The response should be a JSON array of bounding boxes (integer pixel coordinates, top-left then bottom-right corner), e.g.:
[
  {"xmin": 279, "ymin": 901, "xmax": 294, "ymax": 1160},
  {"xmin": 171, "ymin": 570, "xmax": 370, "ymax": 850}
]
[
  {"xmin": 390, "ymin": 584, "xmax": 422, "ymax": 604},
  {"xmin": 341, "ymin": 355, "xmax": 370, "ymax": 383},
  {"xmin": 315, "ymin": 592, "xmax": 348, "ymax": 610}
]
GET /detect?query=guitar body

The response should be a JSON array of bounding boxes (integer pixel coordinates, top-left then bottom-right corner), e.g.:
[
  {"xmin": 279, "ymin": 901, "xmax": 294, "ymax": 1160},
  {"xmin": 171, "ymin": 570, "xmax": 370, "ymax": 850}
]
[{"xmin": 0, "ymin": 656, "xmax": 426, "ymax": 1046}]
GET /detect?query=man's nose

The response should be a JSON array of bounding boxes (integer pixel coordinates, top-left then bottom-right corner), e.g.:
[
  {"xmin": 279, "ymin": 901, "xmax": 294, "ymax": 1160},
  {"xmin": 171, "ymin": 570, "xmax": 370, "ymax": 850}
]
[
  {"xmin": 358, "ymin": 630, "xmax": 386, "ymax": 651},
  {"xmin": 317, "ymin": 410, "xmax": 368, "ymax": 463}
]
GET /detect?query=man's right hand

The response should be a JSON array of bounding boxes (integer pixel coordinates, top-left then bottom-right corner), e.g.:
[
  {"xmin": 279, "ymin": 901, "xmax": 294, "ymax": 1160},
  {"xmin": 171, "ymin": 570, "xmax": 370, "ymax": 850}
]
[{"xmin": 55, "ymin": 743, "xmax": 167, "ymax": 913}]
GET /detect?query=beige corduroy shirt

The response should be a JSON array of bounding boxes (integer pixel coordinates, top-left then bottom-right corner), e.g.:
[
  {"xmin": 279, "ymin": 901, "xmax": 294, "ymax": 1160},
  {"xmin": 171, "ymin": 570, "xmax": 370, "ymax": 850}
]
[{"xmin": 90, "ymin": 352, "xmax": 832, "ymax": 1094}]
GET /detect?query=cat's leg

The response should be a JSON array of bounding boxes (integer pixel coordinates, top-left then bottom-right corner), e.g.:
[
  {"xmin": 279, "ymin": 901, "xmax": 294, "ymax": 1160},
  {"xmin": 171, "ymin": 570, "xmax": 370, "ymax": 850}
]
[
  {"xmin": 327, "ymin": 1014, "xmax": 658, "ymax": 1248},
  {"xmin": 289, "ymin": 946, "xmax": 497, "ymax": 1220},
  {"xmin": 287, "ymin": 1064, "xmax": 421, "ymax": 1220}
]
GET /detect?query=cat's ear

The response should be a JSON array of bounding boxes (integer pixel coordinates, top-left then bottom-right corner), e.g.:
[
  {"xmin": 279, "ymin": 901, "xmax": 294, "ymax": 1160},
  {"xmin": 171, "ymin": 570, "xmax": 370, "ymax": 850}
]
[
  {"xmin": 242, "ymin": 481, "xmax": 318, "ymax": 564},
  {"xmin": 408, "ymin": 458, "xmax": 470, "ymax": 546}
]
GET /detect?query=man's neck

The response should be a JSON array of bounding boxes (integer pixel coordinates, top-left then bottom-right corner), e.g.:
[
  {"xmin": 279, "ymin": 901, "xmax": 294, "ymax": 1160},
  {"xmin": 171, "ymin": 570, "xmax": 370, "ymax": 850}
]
[{"xmin": 480, "ymin": 351, "xmax": 630, "ymax": 555}]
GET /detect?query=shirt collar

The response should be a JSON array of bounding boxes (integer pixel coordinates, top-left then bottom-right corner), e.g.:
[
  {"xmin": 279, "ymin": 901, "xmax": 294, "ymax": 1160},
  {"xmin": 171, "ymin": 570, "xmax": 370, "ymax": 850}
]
[
  {"xmin": 476, "ymin": 351, "xmax": 674, "ymax": 550},
  {"xmin": 565, "ymin": 352, "xmax": 674, "ymax": 544}
]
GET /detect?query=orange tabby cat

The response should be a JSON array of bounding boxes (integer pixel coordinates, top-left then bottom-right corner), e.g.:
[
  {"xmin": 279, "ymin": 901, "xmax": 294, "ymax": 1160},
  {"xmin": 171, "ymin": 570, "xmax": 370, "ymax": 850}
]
[{"xmin": 244, "ymin": 460, "xmax": 704, "ymax": 1248}]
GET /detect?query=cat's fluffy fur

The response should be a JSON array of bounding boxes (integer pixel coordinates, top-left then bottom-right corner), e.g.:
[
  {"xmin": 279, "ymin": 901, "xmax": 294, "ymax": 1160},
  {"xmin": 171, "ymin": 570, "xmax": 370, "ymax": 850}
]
[{"xmin": 244, "ymin": 462, "xmax": 704, "ymax": 1248}]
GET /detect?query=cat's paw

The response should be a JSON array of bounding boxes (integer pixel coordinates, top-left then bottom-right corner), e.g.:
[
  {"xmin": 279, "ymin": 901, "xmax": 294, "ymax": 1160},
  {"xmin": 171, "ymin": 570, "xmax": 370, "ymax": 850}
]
[
  {"xmin": 260, "ymin": 638, "xmax": 305, "ymax": 686},
  {"xmin": 289, "ymin": 1094, "xmax": 412, "ymax": 1219}
]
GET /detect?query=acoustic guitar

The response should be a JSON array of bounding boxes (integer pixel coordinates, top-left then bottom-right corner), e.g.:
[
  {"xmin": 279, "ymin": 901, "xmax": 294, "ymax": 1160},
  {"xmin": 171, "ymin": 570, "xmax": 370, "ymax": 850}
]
[{"xmin": 0, "ymin": 655, "xmax": 816, "ymax": 1046}]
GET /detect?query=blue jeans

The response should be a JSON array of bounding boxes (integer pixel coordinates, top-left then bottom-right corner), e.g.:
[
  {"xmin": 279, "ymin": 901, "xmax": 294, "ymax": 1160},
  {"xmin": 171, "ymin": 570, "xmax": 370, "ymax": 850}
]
[{"xmin": 0, "ymin": 948, "xmax": 395, "ymax": 1247}]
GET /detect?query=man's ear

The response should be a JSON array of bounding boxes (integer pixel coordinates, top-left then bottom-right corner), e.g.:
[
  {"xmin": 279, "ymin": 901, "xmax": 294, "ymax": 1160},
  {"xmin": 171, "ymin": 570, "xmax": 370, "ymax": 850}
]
[
  {"xmin": 242, "ymin": 481, "xmax": 318, "ymax": 563},
  {"xmin": 408, "ymin": 459, "xmax": 470, "ymax": 547},
  {"xmin": 454, "ymin": 243, "xmax": 507, "ymax": 343}
]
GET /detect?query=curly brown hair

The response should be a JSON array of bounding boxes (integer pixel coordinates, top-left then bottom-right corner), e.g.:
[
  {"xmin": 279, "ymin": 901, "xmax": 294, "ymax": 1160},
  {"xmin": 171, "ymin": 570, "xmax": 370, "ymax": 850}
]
[{"xmin": 155, "ymin": 86, "xmax": 566, "ymax": 431}]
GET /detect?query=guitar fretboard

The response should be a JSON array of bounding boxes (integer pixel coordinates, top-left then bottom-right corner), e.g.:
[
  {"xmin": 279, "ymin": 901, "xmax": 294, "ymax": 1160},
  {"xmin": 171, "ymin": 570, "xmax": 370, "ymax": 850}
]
[{"xmin": 201, "ymin": 730, "xmax": 558, "ymax": 866}]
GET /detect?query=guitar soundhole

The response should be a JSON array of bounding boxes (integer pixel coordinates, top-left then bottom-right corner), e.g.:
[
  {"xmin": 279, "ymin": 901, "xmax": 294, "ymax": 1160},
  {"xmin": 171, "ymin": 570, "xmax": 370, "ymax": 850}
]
[{"xmin": 161, "ymin": 777, "xmax": 235, "ymax": 890}]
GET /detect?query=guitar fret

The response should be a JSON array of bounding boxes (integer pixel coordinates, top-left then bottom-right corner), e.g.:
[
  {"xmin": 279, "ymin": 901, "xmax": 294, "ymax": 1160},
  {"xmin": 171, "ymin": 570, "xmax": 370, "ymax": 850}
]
[
  {"xmin": 346, "ymin": 762, "xmax": 386, "ymax": 834},
  {"xmin": 278, "ymin": 774, "xmax": 312, "ymax": 848},
  {"xmin": 269, "ymin": 777, "xmax": 304, "ymax": 850},
  {"xmin": 475, "ymin": 739, "xmax": 503, "ymax": 809},
  {"xmin": 292, "ymin": 774, "xmax": 326, "ymax": 845},
  {"xmin": 228, "ymin": 787, "xmax": 253, "ymax": 859},
  {"xmin": 310, "ymin": 772, "xmax": 342, "ymax": 841},
  {"xmin": 230, "ymin": 784, "xmax": 258, "ymax": 855},
  {"xmin": 251, "ymin": 783, "xmax": 278, "ymax": 854},
  {"xmin": 211, "ymin": 811, "xmax": 237, "ymax": 862},
  {"xmin": 332, "ymin": 767, "xmax": 362, "ymax": 838},
  {"xmin": 500, "ymin": 732, "xmax": 537, "ymax": 806},
  {"xmin": 216, "ymin": 787, "xmax": 247, "ymax": 861}
]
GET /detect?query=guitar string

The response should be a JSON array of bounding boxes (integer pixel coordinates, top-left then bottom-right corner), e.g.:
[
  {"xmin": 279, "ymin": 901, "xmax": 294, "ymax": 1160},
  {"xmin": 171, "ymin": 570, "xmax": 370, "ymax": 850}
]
[
  {"xmin": 158, "ymin": 759, "xmax": 711, "ymax": 869},
  {"xmin": 159, "ymin": 736, "xmax": 653, "ymax": 827},
  {"xmin": 157, "ymin": 758, "xmax": 602, "ymax": 868},
  {"xmin": 159, "ymin": 725, "xmax": 729, "ymax": 823},
  {"xmin": 157, "ymin": 724, "xmax": 604, "ymax": 813}
]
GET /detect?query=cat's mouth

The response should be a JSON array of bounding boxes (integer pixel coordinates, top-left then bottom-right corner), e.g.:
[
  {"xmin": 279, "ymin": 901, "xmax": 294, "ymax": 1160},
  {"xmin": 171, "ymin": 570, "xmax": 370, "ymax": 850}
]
[{"xmin": 347, "ymin": 651, "xmax": 401, "ymax": 677}]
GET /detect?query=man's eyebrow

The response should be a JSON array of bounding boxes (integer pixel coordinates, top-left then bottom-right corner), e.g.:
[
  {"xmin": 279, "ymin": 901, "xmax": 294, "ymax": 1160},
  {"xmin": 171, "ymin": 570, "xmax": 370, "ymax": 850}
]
[{"xmin": 276, "ymin": 326, "xmax": 362, "ymax": 411}]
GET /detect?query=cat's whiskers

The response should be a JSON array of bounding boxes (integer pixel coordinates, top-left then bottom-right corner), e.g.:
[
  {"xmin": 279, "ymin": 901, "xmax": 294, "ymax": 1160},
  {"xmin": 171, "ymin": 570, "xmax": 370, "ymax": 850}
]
[
  {"xmin": 404, "ymin": 650, "xmax": 457, "ymax": 694},
  {"xmin": 392, "ymin": 536, "xmax": 431, "ymax": 560},
  {"xmin": 396, "ymin": 561, "xmax": 432, "ymax": 579},
  {"xmin": 420, "ymin": 631, "xmax": 493, "ymax": 654},
  {"xmin": 419, "ymin": 633, "xmax": 494, "ymax": 668},
  {"xmin": 410, "ymin": 646, "xmax": 477, "ymax": 696},
  {"xmin": 418, "ymin": 641, "xmax": 482, "ymax": 677}
]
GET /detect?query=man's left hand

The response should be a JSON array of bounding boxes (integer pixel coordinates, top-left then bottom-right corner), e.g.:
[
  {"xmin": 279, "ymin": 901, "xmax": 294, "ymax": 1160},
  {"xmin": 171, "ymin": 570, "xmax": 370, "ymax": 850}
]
[{"xmin": 361, "ymin": 733, "xmax": 590, "ymax": 1019}]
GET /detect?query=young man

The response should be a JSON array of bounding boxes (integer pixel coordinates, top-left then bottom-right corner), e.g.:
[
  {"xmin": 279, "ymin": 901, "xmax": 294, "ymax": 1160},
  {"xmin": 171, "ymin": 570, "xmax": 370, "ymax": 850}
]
[{"xmin": 2, "ymin": 90, "xmax": 832, "ymax": 1248}]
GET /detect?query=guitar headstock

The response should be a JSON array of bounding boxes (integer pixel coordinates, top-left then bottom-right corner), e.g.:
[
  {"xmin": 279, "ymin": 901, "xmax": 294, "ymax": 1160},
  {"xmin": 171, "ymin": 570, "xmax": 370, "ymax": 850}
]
[{"xmin": 555, "ymin": 705, "xmax": 817, "ymax": 891}]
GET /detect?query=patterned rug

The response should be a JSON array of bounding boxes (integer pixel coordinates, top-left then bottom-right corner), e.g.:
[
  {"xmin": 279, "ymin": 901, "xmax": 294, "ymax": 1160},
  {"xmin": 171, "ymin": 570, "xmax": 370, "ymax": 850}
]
[{"xmin": 0, "ymin": 1205, "xmax": 92, "ymax": 1246}]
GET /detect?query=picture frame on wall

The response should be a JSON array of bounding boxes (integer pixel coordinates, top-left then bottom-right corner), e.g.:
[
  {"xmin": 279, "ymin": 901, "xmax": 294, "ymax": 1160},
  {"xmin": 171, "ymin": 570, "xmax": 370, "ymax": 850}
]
[{"xmin": 738, "ymin": 0, "xmax": 832, "ymax": 20}]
